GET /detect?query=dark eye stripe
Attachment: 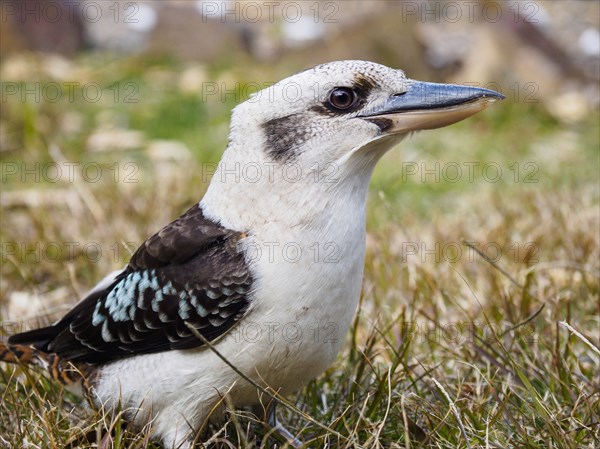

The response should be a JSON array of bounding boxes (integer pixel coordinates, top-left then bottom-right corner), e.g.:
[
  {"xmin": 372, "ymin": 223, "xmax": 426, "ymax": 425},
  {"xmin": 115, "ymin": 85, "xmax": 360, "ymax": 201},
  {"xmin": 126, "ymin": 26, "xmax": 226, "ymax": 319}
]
[{"xmin": 262, "ymin": 113, "xmax": 313, "ymax": 162}]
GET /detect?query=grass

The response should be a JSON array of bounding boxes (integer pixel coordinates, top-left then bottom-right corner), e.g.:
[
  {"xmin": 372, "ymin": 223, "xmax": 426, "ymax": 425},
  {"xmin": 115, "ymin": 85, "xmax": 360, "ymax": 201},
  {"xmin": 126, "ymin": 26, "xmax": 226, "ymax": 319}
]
[{"xmin": 1, "ymin": 53, "xmax": 599, "ymax": 448}]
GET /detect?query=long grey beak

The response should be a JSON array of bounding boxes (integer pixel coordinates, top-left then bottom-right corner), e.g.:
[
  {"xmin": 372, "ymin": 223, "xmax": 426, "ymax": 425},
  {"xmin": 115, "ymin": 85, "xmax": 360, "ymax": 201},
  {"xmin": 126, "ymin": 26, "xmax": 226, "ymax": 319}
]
[{"xmin": 360, "ymin": 81, "xmax": 504, "ymax": 133}]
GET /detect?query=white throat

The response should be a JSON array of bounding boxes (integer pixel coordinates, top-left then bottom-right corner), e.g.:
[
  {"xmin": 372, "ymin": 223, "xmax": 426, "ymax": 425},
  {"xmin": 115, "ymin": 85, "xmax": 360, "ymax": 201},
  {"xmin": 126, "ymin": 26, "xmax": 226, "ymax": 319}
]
[{"xmin": 200, "ymin": 134, "xmax": 400, "ymax": 236}]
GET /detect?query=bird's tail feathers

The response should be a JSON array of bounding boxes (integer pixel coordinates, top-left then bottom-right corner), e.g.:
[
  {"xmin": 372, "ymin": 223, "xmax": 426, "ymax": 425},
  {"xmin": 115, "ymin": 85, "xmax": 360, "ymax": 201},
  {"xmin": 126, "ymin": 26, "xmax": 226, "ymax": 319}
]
[
  {"xmin": 0, "ymin": 340, "xmax": 88, "ymax": 385},
  {"xmin": 7, "ymin": 325, "xmax": 56, "ymax": 346}
]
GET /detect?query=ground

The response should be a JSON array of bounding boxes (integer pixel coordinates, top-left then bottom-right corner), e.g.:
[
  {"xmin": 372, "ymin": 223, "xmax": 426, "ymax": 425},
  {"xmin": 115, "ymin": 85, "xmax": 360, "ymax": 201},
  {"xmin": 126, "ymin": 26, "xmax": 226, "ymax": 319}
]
[{"xmin": 0, "ymin": 54, "xmax": 598, "ymax": 448}]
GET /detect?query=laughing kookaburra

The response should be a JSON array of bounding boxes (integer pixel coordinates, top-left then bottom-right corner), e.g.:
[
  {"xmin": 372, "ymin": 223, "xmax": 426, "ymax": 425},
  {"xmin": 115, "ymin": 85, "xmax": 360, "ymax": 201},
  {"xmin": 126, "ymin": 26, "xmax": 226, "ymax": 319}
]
[{"xmin": 0, "ymin": 60, "xmax": 503, "ymax": 448}]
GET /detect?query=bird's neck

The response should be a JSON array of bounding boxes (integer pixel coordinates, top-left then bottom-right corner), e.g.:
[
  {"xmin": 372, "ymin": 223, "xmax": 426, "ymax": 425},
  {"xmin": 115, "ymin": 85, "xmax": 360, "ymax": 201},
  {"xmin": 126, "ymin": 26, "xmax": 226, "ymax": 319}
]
[{"xmin": 200, "ymin": 152, "xmax": 374, "ymax": 240}]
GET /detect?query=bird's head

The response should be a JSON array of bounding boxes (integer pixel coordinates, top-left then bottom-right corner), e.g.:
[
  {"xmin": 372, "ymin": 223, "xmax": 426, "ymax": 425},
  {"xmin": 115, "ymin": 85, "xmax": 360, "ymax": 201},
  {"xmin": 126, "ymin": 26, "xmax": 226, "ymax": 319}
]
[
  {"xmin": 229, "ymin": 60, "xmax": 502, "ymax": 169},
  {"xmin": 202, "ymin": 60, "xmax": 503, "ymax": 230}
]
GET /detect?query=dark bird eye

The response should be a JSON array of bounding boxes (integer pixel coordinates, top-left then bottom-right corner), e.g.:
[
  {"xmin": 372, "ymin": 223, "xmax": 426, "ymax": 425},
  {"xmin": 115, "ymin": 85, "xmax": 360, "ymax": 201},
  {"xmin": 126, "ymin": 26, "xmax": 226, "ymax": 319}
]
[{"xmin": 328, "ymin": 87, "xmax": 357, "ymax": 111}]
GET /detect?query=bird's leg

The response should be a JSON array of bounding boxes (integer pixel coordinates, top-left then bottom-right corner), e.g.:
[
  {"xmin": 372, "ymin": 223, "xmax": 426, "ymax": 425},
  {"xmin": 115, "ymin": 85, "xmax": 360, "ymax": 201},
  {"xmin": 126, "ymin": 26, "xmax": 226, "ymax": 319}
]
[
  {"xmin": 258, "ymin": 401, "xmax": 303, "ymax": 448},
  {"xmin": 98, "ymin": 432, "xmax": 112, "ymax": 449}
]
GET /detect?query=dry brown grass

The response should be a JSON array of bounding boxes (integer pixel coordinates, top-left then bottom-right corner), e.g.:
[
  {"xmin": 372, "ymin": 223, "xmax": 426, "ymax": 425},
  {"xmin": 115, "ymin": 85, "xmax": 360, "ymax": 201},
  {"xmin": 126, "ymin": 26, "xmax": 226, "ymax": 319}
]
[{"xmin": 1, "ymin": 53, "xmax": 598, "ymax": 448}]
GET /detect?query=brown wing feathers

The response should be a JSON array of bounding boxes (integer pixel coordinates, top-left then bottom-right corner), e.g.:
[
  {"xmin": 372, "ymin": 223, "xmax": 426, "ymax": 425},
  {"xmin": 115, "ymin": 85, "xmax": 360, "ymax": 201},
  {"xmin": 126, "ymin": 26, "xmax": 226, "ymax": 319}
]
[{"xmin": 2, "ymin": 205, "xmax": 252, "ymax": 370}]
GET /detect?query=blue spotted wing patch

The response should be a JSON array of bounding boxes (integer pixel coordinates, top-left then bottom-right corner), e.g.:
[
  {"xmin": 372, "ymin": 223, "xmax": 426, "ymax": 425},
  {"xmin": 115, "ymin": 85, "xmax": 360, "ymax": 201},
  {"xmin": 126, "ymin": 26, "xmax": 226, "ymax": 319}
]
[{"xmin": 58, "ymin": 266, "xmax": 250, "ymax": 361}]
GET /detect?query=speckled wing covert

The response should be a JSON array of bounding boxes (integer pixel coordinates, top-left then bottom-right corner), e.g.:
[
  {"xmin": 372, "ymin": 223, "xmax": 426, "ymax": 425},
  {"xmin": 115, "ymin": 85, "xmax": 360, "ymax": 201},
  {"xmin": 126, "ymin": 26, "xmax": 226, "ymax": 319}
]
[{"xmin": 8, "ymin": 205, "xmax": 253, "ymax": 364}]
